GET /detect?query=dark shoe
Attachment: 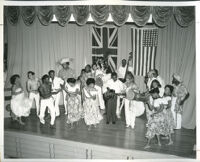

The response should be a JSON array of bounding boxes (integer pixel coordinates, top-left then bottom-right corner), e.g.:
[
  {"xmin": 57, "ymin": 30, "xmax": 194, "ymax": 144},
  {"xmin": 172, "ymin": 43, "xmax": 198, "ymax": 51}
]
[
  {"xmin": 112, "ymin": 122, "xmax": 116, "ymax": 124},
  {"xmin": 106, "ymin": 122, "xmax": 109, "ymax": 124},
  {"xmin": 50, "ymin": 124, "xmax": 56, "ymax": 129}
]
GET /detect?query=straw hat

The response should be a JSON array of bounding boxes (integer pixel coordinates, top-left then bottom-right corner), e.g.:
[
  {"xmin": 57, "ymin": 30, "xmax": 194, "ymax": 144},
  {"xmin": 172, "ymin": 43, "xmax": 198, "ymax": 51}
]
[
  {"xmin": 173, "ymin": 74, "xmax": 182, "ymax": 82},
  {"xmin": 60, "ymin": 57, "xmax": 70, "ymax": 65}
]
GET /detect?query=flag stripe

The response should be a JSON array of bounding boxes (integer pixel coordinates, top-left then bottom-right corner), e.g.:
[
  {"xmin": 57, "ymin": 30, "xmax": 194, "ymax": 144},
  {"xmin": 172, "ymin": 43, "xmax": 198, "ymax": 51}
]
[
  {"xmin": 92, "ymin": 27, "xmax": 102, "ymax": 47},
  {"xmin": 136, "ymin": 29, "xmax": 140, "ymax": 76},
  {"xmin": 134, "ymin": 29, "xmax": 137, "ymax": 75},
  {"xmin": 154, "ymin": 46, "xmax": 157, "ymax": 69}
]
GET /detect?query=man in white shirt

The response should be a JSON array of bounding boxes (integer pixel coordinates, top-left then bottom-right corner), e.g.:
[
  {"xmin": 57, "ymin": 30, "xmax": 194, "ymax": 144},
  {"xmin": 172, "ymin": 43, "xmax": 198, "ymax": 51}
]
[
  {"xmin": 58, "ymin": 57, "xmax": 75, "ymax": 115},
  {"xmin": 117, "ymin": 59, "xmax": 134, "ymax": 83},
  {"xmin": 104, "ymin": 72, "xmax": 126, "ymax": 119},
  {"xmin": 27, "ymin": 71, "xmax": 40, "ymax": 116},
  {"xmin": 147, "ymin": 69, "xmax": 165, "ymax": 95},
  {"xmin": 49, "ymin": 70, "xmax": 64, "ymax": 117},
  {"xmin": 117, "ymin": 59, "xmax": 127, "ymax": 82},
  {"xmin": 153, "ymin": 69, "xmax": 165, "ymax": 88}
]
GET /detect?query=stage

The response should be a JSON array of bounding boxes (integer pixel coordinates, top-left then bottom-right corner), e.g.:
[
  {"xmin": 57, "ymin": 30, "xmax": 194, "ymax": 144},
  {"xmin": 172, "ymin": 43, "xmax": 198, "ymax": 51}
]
[{"xmin": 4, "ymin": 107, "xmax": 196, "ymax": 159}]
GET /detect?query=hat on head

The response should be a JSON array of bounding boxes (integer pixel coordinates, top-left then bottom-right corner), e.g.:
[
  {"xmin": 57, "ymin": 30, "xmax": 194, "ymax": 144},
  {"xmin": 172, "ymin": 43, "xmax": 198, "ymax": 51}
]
[
  {"xmin": 173, "ymin": 74, "xmax": 182, "ymax": 82},
  {"xmin": 147, "ymin": 70, "xmax": 154, "ymax": 76},
  {"xmin": 60, "ymin": 57, "xmax": 70, "ymax": 65}
]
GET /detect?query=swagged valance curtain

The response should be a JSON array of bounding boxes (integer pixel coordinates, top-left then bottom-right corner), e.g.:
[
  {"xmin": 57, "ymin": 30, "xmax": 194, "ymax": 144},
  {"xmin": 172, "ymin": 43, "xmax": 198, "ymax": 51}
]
[{"xmin": 5, "ymin": 6, "xmax": 194, "ymax": 27}]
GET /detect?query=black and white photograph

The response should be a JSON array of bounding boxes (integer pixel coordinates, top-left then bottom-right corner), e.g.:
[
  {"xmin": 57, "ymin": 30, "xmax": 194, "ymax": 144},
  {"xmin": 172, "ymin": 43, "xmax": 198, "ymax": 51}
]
[{"xmin": 1, "ymin": 1, "xmax": 198, "ymax": 161}]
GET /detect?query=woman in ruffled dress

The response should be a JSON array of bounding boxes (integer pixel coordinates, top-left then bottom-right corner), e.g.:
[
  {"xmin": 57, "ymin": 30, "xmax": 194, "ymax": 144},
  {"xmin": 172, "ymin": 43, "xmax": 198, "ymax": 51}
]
[
  {"xmin": 82, "ymin": 78, "xmax": 103, "ymax": 130},
  {"xmin": 10, "ymin": 74, "xmax": 32, "ymax": 125},
  {"xmin": 162, "ymin": 85, "xmax": 175, "ymax": 145},
  {"xmin": 63, "ymin": 78, "xmax": 82, "ymax": 128},
  {"xmin": 145, "ymin": 88, "xmax": 168, "ymax": 149}
]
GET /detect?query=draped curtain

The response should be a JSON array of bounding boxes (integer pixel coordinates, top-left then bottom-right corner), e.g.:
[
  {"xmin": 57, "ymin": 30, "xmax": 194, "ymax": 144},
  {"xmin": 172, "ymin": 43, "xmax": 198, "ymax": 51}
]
[
  {"xmin": 90, "ymin": 5, "xmax": 109, "ymax": 25},
  {"xmin": 110, "ymin": 6, "xmax": 130, "ymax": 26},
  {"xmin": 54, "ymin": 6, "xmax": 71, "ymax": 27},
  {"xmin": 156, "ymin": 19, "xmax": 195, "ymax": 129},
  {"xmin": 5, "ymin": 6, "xmax": 195, "ymax": 28},
  {"xmin": 152, "ymin": 7, "xmax": 173, "ymax": 27},
  {"xmin": 5, "ymin": 17, "xmax": 195, "ymax": 129},
  {"xmin": 21, "ymin": 6, "xmax": 36, "ymax": 26},
  {"xmin": 5, "ymin": 18, "xmax": 92, "ymax": 89},
  {"xmin": 130, "ymin": 6, "xmax": 151, "ymax": 27}
]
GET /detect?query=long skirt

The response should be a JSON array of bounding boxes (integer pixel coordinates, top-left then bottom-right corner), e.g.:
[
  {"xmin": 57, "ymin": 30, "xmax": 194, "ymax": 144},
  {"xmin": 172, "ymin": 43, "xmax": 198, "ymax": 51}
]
[
  {"xmin": 66, "ymin": 95, "xmax": 82, "ymax": 124},
  {"xmin": 146, "ymin": 111, "xmax": 168, "ymax": 139},
  {"xmin": 83, "ymin": 98, "xmax": 103, "ymax": 125},
  {"xmin": 165, "ymin": 108, "xmax": 176, "ymax": 134}
]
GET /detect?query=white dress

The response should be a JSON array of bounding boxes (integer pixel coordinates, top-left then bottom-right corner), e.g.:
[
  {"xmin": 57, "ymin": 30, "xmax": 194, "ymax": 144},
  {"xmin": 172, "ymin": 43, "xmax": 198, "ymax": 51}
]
[
  {"xmin": 83, "ymin": 88, "xmax": 103, "ymax": 125},
  {"xmin": 11, "ymin": 88, "xmax": 32, "ymax": 117}
]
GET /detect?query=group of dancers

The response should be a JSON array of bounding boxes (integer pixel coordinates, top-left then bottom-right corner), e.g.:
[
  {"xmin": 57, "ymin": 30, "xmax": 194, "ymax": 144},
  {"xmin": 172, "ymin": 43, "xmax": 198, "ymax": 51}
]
[{"xmin": 8, "ymin": 56, "xmax": 189, "ymax": 148}]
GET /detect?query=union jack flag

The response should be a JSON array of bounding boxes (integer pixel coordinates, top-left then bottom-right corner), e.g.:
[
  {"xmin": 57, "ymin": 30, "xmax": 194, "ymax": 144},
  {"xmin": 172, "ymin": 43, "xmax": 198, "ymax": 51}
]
[{"xmin": 92, "ymin": 26, "xmax": 118, "ymax": 72}]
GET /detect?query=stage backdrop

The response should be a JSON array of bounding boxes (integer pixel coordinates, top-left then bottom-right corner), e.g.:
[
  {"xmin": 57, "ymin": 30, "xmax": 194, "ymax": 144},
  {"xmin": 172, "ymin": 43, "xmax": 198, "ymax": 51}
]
[{"xmin": 4, "ymin": 18, "xmax": 195, "ymax": 129}]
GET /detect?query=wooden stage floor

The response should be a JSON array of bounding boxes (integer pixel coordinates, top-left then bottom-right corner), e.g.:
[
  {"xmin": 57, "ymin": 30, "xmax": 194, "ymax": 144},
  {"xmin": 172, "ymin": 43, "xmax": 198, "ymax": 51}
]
[{"xmin": 4, "ymin": 107, "xmax": 196, "ymax": 158}]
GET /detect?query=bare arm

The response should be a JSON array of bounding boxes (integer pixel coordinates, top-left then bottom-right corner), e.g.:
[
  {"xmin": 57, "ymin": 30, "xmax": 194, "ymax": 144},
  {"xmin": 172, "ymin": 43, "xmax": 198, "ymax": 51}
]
[
  {"xmin": 180, "ymin": 93, "xmax": 190, "ymax": 105},
  {"xmin": 26, "ymin": 80, "xmax": 31, "ymax": 93}
]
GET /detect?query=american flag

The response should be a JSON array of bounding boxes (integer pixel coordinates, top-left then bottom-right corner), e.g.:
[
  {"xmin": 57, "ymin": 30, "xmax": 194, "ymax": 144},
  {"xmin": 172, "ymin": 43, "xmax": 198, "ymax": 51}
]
[
  {"xmin": 92, "ymin": 26, "xmax": 118, "ymax": 72},
  {"xmin": 131, "ymin": 28, "xmax": 158, "ymax": 76}
]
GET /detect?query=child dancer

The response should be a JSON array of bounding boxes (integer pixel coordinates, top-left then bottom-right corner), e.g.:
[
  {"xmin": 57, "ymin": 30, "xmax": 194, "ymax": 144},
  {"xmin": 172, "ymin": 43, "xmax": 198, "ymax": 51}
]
[
  {"xmin": 145, "ymin": 88, "xmax": 168, "ymax": 149},
  {"xmin": 82, "ymin": 78, "xmax": 103, "ymax": 130},
  {"xmin": 162, "ymin": 85, "xmax": 175, "ymax": 145},
  {"xmin": 10, "ymin": 74, "xmax": 32, "ymax": 125},
  {"xmin": 62, "ymin": 78, "xmax": 82, "ymax": 128}
]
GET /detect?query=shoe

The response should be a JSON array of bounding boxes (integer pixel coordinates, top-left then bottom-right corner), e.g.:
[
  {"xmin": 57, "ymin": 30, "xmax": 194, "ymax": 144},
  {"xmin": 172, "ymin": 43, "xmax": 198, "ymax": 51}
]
[
  {"xmin": 126, "ymin": 125, "xmax": 130, "ymax": 128},
  {"xmin": 106, "ymin": 122, "xmax": 109, "ymax": 124},
  {"xmin": 112, "ymin": 122, "xmax": 116, "ymax": 124},
  {"xmin": 131, "ymin": 126, "xmax": 135, "ymax": 129},
  {"xmin": 50, "ymin": 124, "xmax": 56, "ymax": 129},
  {"xmin": 40, "ymin": 118, "xmax": 45, "ymax": 125}
]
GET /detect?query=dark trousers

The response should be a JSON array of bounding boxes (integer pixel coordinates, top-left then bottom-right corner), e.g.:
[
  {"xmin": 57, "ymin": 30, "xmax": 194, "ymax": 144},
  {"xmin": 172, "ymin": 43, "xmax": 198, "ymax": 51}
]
[{"xmin": 106, "ymin": 96, "xmax": 117, "ymax": 122}]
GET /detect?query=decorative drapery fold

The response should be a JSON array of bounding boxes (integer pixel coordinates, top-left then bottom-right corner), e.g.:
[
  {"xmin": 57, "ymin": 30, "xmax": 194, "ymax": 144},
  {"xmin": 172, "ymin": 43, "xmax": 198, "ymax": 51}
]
[
  {"xmin": 5, "ymin": 6, "xmax": 195, "ymax": 28},
  {"xmin": 174, "ymin": 7, "xmax": 195, "ymax": 27},
  {"xmin": 54, "ymin": 6, "xmax": 71, "ymax": 27},
  {"xmin": 21, "ymin": 6, "xmax": 36, "ymax": 26},
  {"xmin": 37, "ymin": 6, "xmax": 53, "ymax": 26},
  {"xmin": 5, "ymin": 6, "xmax": 20, "ymax": 25},
  {"xmin": 110, "ymin": 6, "xmax": 130, "ymax": 26},
  {"xmin": 130, "ymin": 6, "xmax": 151, "ymax": 27},
  {"xmin": 152, "ymin": 7, "xmax": 173, "ymax": 27},
  {"xmin": 90, "ymin": 5, "xmax": 109, "ymax": 25},
  {"xmin": 73, "ymin": 6, "xmax": 89, "ymax": 26}
]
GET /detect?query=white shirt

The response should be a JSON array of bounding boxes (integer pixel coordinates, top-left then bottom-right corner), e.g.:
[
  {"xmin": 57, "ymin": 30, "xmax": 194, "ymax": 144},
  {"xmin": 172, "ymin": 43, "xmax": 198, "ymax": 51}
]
[
  {"xmin": 157, "ymin": 76, "xmax": 165, "ymax": 88},
  {"xmin": 103, "ymin": 79, "xmax": 126, "ymax": 94},
  {"xmin": 49, "ymin": 77, "xmax": 64, "ymax": 91},
  {"xmin": 95, "ymin": 69, "xmax": 104, "ymax": 77},
  {"xmin": 65, "ymin": 82, "xmax": 80, "ymax": 92},
  {"xmin": 117, "ymin": 66, "xmax": 127, "ymax": 79}
]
